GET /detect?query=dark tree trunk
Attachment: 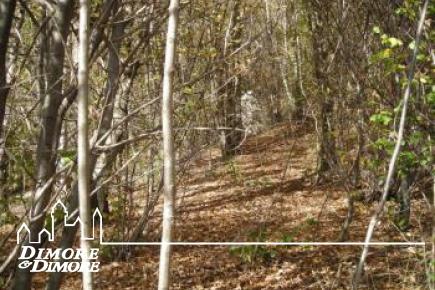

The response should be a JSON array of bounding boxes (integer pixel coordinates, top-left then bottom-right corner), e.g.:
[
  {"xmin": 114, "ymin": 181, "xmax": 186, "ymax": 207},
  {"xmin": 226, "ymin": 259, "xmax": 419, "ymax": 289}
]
[
  {"xmin": 0, "ymin": 0, "xmax": 15, "ymax": 136},
  {"xmin": 221, "ymin": 0, "xmax": 243, "ymax": 158},
  {"xmin": 0, "ymin": 0, "xmax": 16, "ymax": 198},
  {"xmin": 309, "ymin": 1, "xmax": 337, "ymax": 180},
  {"xmin": 12, "ymin": 1, "xmax": 74, "ymax": 289},
  {"xmin": 395, "ymin": 172, "xmax": 413, "ymax": 231},
  {"xmin": 47, "ymin": 3, "xmax": 129, "ymax": 288}
]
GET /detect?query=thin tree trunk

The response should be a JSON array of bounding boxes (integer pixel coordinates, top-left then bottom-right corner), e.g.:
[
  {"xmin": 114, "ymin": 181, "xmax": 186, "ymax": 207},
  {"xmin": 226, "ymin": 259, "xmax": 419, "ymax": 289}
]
[
  {"xmin": 294, "ymin": 7, "xmax": 307, "ymax": 118},
  {"xmin": 158, "ymin": 0, "xmax": 179, "ymax": 289},
  {"xmin": 95, "ymin": 0, "xmax": 125, "ymax": 213},
  {"xmin": 0, "ymin": 0, "xmax": 16, "ymax": 200},
  {"xmin": 77, "ymin": 0, "xmax": 93, "ymax": 288},
  {"xmin": 352, "ymin": 1, "xmax": 429, "ymax": 287},
  {"xmin": 279, "ymin": 2, "xmax": 295, "ymax": 116},
  {"xmin": 12, "ymin": 1, "xmax": 74, "ymax": 289},
  {"xmin": 46, "ymin": 4, "xmax": 130, "ymax": 288},
  {"xmin": 0, "ymin": 0, "xmax": 15, "ymax": 137},
  {"xmin": 222, "ymin": 0, "xmax": 243, "ymax": 158},
  {"xmin": 432, "ymin": 170, "xmax": 435, "ymax": 290},
  {"xmin": 395, "ymin": 172, "xmax": 412, "ymax": 230},
  {"xmin": 309, "ymin": 3, "xmax": 336, "ymax": 181}
]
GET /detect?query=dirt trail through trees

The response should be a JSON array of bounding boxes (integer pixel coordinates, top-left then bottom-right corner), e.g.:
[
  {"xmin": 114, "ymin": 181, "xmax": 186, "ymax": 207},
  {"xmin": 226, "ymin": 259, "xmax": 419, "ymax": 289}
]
[{"xmin": 62, "ymin": 124, "xmax": 427, "ymax": 289}]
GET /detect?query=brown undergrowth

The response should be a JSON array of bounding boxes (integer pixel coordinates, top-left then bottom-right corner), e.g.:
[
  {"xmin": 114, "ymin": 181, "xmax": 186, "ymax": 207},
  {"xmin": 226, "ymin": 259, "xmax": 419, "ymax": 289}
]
[{"xmin": 5, "ymin": 123, "xmax": 429, "ymax": 289}]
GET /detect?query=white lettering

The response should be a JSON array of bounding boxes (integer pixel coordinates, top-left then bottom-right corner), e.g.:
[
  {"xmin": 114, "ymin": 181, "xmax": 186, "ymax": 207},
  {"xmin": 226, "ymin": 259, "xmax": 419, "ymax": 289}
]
[
  {"xmin": 89, "ymin": 262, "xmax": 100, "ymax": 272},
  {"xmin": 89, "ymin": 249, "xmax": 99, "ymax": 260},
  {"xmin": 67, "ymin": 262, "xmax": 80, "ymax": 272},
  {"xmin": 31, "ymin": 260, "xmax": 48, "ymax": 272},
  {"xmin": 18, "ymin": 246, "xmax": 100, "ymax": 273},
  {"xmin": 46, "ymin": 262, "xmax": 68, "ymax": 272},
  {"xmin": 19, "ymin": 246, "xmax": 36, "ymax": 260},
  {"xmin": 42, "ymin": 248, "xmax": 62, "ymax": 260},
  {"xmin": 62, "ymin": 249, "xmax": 74, "ymax": 260}
]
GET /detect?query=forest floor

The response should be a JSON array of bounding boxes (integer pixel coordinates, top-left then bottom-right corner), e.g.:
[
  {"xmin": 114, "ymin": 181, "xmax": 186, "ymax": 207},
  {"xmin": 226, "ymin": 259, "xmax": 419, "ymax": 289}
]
[{"xmin": 43, "ymin": 124, "xmax": 429, "ymax": 289}]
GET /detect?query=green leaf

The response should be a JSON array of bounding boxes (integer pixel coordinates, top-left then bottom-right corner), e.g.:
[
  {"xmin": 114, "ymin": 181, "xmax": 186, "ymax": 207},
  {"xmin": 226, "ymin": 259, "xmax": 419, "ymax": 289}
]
[
  {"xmin": 374, "ymin": 137, "xmax": 394, "ymax": 152},
  {"xmin": 281, "ymin": 233, "xmax": 294, "ymax": 243},
  {"xmin": 416, "ymin": 53, "xmax": 426, "ymax": 61},
  {"xmin": 408, "ymin": 40, "xmax": 415, "ymax": 50},
  {"xmin": 182, "ymin": 86, "xmax": 194, "ymax": 95},
  {"xmin": 370, "ymin": 48, "xmax": 392, "ymax": 63},
  {"xmin": 372, "ymin": 26, "xmax": 381, "ymax": 34},
  {"xmin": 59, "ymin": 150, "xmax": 76, "ymax": 165},
  {"xmin": 426, "ymin": 91, "xmax": 435, "ymax": 105},
  {"xmin": 400, "ymin": 151, "xmax": 418, "ymax": 165},
  {"xmin": 370, "ymin": 111, "xmax": 393, "ymax": 126},
  {"xmin": 382, "ymin": 37, "xmax": 403, "ymax": 48}
]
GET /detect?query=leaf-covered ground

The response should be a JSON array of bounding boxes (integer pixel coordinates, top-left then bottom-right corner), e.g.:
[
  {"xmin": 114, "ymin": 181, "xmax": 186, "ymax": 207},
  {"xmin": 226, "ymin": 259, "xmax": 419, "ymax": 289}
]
[{"xmin": 24, "ymin": 124, "xmax": 432, "ymax": 289}]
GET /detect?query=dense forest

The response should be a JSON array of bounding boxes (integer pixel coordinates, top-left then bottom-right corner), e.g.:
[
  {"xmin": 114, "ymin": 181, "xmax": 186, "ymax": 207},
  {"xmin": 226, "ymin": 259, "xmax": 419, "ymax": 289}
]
[{"xmin": 0, "ymin": 0, "xmax": 433, "ymax": 289}]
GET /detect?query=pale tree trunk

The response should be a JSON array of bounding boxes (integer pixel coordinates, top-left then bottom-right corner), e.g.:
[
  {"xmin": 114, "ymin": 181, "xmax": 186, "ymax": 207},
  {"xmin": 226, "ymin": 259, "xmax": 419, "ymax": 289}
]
[
  {"xmin": 12, "ymin": 1, "xmax": 74, "ymax": 289},
  {"xmin": 293, "ymin": 3, "xmax": 307, "ymax": 118},
  {"xmin": 279, "ymin": 1, "xmax": 295, "ymax": 116},
  {"xmin": 46, "ymin": 2, "xmax": 126, "ymax": 289},
  {"xmin": 265, "ymin": 0, "xmax": 295, "ymax": 120},
  {"xmin": 264, "ymin": 0, "xmax": 282, "ymax": 123},
  {"xmin": 58, "ymin": 122, "xmax": 69, "ymax": 194},
  {"xmin": 158, "ymin": 0, "xmax": 179, "ymax": 289},
  {"xmin": 77, "ymin": 0, "xmax": 93, "ymax": 289}
]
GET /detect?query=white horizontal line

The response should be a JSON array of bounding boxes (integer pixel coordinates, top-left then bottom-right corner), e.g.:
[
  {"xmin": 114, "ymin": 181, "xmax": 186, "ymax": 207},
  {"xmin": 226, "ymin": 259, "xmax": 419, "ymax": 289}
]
[{"xmin": 100, "ymin": 241, "xmax": 426, "ymax": 246}]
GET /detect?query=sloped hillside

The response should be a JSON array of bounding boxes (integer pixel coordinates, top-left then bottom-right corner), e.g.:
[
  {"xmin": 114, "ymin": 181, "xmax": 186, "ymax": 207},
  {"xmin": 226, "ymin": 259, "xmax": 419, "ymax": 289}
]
[{"xmin": 62, "ymin": 124, "xmax": 429, "ymax": 290}]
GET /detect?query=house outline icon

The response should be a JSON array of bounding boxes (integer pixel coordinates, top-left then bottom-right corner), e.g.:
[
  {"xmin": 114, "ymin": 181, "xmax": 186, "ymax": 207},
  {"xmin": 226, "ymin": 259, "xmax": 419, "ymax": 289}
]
[{"xmin": 16, "ymin": 200, "xmax": 103, "ymax": 245}]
